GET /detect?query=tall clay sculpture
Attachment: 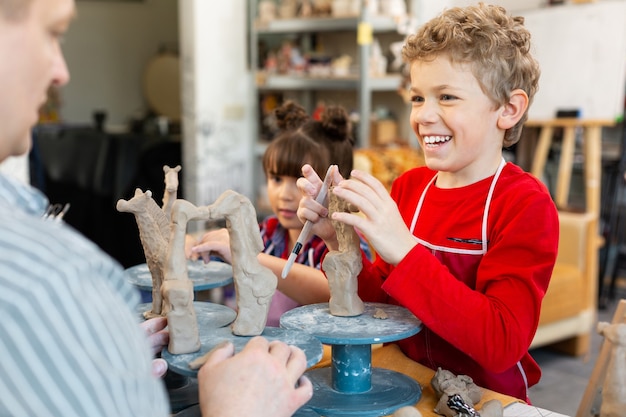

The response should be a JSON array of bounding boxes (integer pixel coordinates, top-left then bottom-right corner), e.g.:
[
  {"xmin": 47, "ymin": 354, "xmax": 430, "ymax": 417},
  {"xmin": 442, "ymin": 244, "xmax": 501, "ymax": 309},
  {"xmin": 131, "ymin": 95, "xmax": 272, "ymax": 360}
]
[
  {"xmin": 158, "ymin": 199, "xmax": 212, "ymax": 354},
  {"xmin": 120, "ymin": 182, "xmax": 275, "ymax": 351},
  {"xmin": 323, "ymin": 187, "xmax": 364, "ymax": 317},
  {"xmin": 207, "ymin": 190, "xmax": 277, "ymax": 335},
  {"xmin": 116, "ymin": 188, "xmax": 170, "ymax": 318}
]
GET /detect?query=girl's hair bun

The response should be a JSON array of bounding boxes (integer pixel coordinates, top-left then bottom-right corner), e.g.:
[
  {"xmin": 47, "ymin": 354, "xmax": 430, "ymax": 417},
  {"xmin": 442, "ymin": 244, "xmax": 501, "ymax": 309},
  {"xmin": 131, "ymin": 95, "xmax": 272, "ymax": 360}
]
[
  {"xmin": 274, "ymin": 100, "xmax": 309, "ymax": 131},
  {"xmin": 321, "ymin": 106, "xmax": 353, "ymax": 144}
]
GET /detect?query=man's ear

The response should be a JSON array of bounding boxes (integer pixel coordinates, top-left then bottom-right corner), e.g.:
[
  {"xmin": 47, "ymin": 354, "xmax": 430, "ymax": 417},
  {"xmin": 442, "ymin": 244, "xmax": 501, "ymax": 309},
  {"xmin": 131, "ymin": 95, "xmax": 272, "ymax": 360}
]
[{"xmin": 497, "ymin": 89, "xmax": 529, "ymax": 130}]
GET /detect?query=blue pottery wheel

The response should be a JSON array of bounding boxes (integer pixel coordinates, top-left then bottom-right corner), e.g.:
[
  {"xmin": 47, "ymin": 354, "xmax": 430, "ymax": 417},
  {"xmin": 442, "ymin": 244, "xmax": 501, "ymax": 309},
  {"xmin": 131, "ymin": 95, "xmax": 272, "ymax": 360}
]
[
  {"xmin": 136, "ymin": 301, "xmax": 236, "ymax": 328},
  {"xmin": 162, "ymin": 326, "xmax": 324, "ymax": 378},
  {"xmin": 124, "ymin": 260, "xmax": 233, "ymax": 291},
  {"xmin": 280, "ymin": 303, "xmax": 423, "ymax": 417}
]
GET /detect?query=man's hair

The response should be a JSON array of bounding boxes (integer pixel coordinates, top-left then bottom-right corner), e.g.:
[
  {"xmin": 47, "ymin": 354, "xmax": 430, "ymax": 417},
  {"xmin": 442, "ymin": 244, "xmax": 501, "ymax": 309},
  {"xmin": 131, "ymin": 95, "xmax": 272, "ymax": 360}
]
[
  {"xmin": 0, "ymin": 0, "xmax": 31, "ymax": 21},
  {"xmin": 402, "ymin": 3, "xmax": 540, "ymax": 147}
]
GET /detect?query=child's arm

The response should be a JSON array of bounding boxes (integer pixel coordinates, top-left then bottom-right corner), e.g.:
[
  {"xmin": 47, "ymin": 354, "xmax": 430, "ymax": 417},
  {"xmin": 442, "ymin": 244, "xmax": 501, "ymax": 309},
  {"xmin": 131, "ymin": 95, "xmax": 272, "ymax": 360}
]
[
  {"xmin": 260, "ymin": 253, "xmax": 330, "ymax": 305},
  {"xmin": 188, "ymin": 228, "xmax": 232, "ymax": 264}
]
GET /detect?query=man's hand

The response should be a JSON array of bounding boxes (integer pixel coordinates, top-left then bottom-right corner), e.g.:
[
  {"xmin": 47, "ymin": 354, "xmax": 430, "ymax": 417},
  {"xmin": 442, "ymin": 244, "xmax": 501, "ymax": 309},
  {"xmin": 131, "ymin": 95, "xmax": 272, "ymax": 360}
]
[{"xmin": 198, "ymin": 336, "xmax": 313, "ymax": 417}]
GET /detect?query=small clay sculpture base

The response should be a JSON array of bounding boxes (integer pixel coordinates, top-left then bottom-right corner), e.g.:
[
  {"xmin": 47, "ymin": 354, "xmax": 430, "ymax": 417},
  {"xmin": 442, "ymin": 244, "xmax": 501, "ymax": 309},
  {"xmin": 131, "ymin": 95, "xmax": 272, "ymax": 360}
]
[{"xmin": 162, "ymin": 279, "xmax": 201, "ymax": 354}]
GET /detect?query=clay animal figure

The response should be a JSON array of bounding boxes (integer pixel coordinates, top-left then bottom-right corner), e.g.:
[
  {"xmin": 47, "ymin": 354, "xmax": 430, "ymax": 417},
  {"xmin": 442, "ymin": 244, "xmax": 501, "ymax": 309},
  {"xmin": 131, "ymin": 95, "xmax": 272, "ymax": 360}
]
[
  {"xmin": 597, "ymin": 320, "xmax": 626, "ymax": 417},
  {"xmin": 207, "ymin": 190, "xmax": 276, "ymax": 336},
  {"xmin": 323, "ymin": 187, "xmax": 364, "ymax": 317},
  {"xmin": 161, "ymin": 279, "xmax": 200, "ymax": 354},
  {"xmin": 116, "ymin": 188, "xmax": 170, "ymax": 318},
  {"xmin": 162, "ymin": 164, "xmax": 181, "ymax": 220}
]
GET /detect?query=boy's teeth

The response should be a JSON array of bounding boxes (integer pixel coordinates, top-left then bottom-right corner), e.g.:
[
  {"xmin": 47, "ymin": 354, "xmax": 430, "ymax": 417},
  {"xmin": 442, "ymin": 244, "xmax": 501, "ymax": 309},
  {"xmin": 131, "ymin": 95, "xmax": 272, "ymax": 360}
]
[{"xmin": 424, "ymin": 135, "xmax": 451, "ymax": 144}]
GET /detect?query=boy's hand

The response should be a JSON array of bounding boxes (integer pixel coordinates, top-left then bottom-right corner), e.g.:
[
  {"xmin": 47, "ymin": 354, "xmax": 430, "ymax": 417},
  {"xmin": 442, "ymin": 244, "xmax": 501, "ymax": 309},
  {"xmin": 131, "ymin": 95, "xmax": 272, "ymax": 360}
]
[{"xmin": 331, "ymin": 169, "xmax": 417, "ymax": 265}]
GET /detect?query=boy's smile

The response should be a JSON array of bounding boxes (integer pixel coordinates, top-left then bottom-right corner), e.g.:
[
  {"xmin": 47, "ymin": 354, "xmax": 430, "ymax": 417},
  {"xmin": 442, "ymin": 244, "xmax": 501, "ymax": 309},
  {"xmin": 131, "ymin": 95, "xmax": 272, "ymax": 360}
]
[{"xmin": 409, "ymin": 55, "xmax": 505, "ymax": 188}]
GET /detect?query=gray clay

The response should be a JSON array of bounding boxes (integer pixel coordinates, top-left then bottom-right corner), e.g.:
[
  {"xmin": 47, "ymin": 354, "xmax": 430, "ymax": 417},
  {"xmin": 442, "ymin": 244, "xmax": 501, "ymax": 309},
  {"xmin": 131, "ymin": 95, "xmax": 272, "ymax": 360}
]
[{"xmin": 431, "ymin": 367, "xmax": 503, "ymax": 417}]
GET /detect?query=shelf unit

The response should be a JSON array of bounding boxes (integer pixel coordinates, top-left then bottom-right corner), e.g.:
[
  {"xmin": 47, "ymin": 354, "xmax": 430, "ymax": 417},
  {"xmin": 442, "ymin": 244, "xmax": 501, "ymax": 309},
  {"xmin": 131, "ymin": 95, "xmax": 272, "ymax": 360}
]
[{"xmin": 248, "ymin": 1, "xmax": 409, "ymax": 209}]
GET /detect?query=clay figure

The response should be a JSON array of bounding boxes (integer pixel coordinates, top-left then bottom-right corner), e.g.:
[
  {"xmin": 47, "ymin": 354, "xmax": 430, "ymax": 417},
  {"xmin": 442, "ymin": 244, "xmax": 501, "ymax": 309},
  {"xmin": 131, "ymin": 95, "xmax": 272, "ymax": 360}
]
[
  {"xmin": 162, "ymin": 164, "xmax": 181, "ymax": 220},
  {"xmin": 373, "ymin": 308, "xmax": 389, "ymax": 319},
  {"xmin": 597, "ymin": 320, "xmax": 626, "ymax": 417},
  {"xmin": 116, "ymin": 188, "xmax": 170, "ymax": 318},
  {"xmin": 323, "ymin": 187, "xmax": 364, "ymax": 317},
  {"xmin": 207, "ymin": 190, "xmax": 277, "ymax": 336},
  {"xmin": 161, "ymin": 279, "xmax": 200, "ymax": 354},
  {"xmin": 431, "ymin": 367, "xmax": 503, "ymax": 417},
  {"xmin": 163, "ymin": 191, "xmax": 277, "ymax": 347}
]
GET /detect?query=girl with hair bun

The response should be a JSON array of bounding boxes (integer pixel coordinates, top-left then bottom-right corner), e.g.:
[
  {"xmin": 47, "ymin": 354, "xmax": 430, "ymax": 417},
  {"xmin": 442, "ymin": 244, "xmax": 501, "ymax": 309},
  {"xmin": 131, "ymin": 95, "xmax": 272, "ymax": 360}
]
[{"xmin": 189, "ymin": 100, "xmax": 371, "ymax": 326}]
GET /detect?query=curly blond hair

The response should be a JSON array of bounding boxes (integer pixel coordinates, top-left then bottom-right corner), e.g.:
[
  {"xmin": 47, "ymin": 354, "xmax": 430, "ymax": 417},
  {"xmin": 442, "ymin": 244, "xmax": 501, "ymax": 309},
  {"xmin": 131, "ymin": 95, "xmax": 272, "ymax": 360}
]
[{"xmin": 402, "ymin": 3, "xmax": 540, "ymax": 147}]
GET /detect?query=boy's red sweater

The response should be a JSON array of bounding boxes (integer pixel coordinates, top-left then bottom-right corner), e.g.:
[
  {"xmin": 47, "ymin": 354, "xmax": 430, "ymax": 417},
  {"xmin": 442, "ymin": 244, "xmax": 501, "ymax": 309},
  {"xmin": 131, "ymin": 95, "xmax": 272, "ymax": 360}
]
[{"xmin": 356, "ymin": 163, "xmax": 559, "ymax": 400}]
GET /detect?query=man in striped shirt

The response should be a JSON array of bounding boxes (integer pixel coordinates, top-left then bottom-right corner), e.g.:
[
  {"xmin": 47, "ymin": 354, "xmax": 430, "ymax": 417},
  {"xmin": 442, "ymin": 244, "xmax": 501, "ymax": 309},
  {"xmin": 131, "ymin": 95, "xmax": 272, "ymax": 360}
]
[{"xmin": 0, "ymin": 1, "xmax": 312, "ymax": 416}]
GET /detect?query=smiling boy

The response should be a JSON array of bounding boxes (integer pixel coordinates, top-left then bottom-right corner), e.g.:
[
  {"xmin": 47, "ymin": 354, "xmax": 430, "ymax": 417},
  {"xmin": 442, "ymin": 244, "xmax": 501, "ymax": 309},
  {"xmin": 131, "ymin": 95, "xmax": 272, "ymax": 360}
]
[{"xmin": 297, "ymin": 4, "xmax": 559, "ymax": 401}]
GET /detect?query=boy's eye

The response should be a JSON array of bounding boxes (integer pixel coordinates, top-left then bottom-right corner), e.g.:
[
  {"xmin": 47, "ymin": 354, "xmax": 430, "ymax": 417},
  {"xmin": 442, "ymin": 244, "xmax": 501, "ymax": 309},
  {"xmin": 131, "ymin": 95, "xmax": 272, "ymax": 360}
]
[
  {"xmin": 440, "ymin": 94, "xmax": 456, "ymax": 101},
  {"xmin": 410, "ymin": 95, "xmax": 424, "ymax": 103}
]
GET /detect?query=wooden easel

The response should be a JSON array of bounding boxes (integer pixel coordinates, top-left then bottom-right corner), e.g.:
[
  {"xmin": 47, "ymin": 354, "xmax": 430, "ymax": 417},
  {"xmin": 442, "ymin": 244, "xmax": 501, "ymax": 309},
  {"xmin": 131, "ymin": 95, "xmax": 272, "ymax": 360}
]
[
  {"xmin": 524, "ymin": 118, "xmax": 614, "ymax": 216},
  {"xmin": 576, "ymin": 299, "xmax": 626, "ymax": 417},
  {"xmin": 522, "ymin": 119, "xmax": 615, "ymax": 355}
]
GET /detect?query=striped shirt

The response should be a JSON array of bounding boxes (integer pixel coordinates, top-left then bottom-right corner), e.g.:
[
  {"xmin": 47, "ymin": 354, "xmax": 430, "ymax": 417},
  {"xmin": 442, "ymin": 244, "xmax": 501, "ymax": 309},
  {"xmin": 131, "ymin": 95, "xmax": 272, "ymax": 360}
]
[{"xmin": 0, "ymin": 174, "xmax": 168, "ymax": 417}]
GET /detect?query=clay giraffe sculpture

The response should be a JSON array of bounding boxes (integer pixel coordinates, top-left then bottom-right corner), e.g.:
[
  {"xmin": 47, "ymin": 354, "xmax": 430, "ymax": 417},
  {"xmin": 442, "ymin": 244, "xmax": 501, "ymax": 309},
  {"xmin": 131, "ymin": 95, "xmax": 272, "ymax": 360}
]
[
  {"xmin": 207, "ymin": 190, "xmax": 277, "ymax": 336},
  {"xmin": 162, "ymin": 165, "xmax": 181, "ymax": 220},
  {"xmin": 116, "ymin": 188, "xmax": 170, "ymax": 318},
  {"xmin": 597, "ymin": 320, "xmax": 626, "ymax": 417},
  {"xmin": 323, "ymin": 187, "xmax": 364, "ymax": 317}
]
